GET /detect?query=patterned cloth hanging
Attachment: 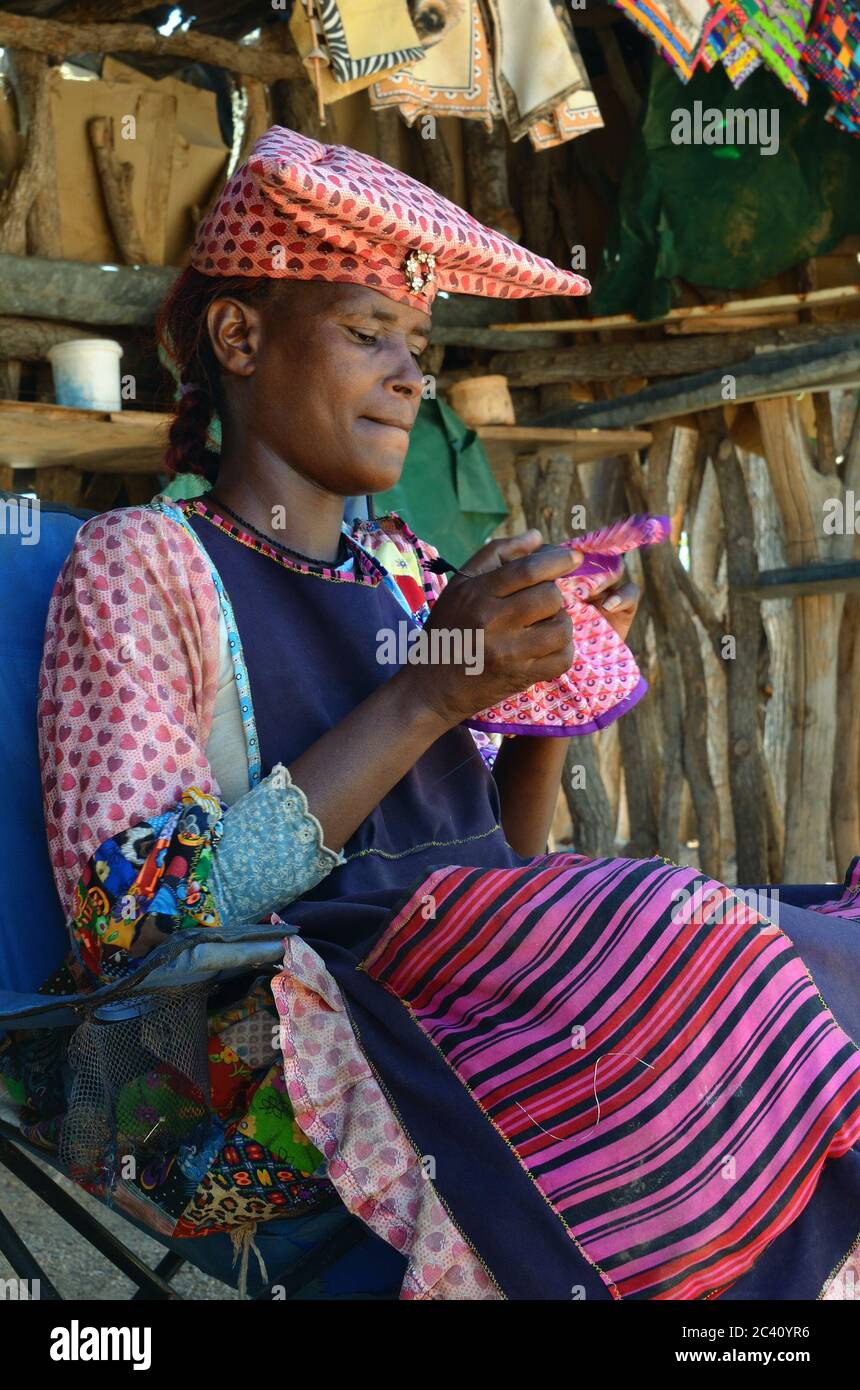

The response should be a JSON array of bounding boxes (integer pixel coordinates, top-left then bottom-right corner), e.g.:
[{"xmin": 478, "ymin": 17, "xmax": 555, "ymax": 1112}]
[
  {"xmin": 484, "ymin": 0, "xmax": 603, "ymax": 142},
  {"xmin": 369, "ymin": 0, "xmax": 497, "ymax": 129},
  {"xmin": 804, "ymin": 0, "xmax": 860, "ymax": 125},
  {"xmin": 313, "ymin": 0, "xmax": 425, "ymax": 83},
  {"xmin": 528, "ymin": 87, "xmax": 605, "ymax": 149},
  {"xmin": 737, "ymin": 0, "xmax": 815, "ymax": 102},
  {"xmin": 701, "ymin": 9, "xmax": 764, "ymax": 86},
  {"xmin": 610, "ymin": 0, "xmax": 718, "ymax": 81}
]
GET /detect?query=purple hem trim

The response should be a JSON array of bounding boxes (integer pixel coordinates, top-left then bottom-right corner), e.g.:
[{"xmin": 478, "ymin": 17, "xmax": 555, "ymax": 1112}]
[{"xmin": 465, "ymin": 675, "xmax": 649, "ymax": 738}]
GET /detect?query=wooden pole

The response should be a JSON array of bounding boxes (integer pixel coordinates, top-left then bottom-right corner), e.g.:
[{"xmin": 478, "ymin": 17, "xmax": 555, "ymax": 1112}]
[
  {"xmin": 0, "ymin": 51, "xmax": 62, "ymax": 399},
  {"xmin": 831, "ymin": 404, "xmax": 860, "ymax": 876},
  {"xmin": 0, "ymin": 13, "xmax": 303, "ymax": 83},
  {"xmin": 712, "ymin": 438, "xmax": 771, "ymax": 882},
  {"xmin": 755, "ymin": 396, "xmax": 844, "ymax": 879},
  {"xmin": 87, "ymin": 116, "xmax": 148, "ymax": 265},
  {"xmin": 462, "ymin": 120, "xmax": 521, "ymax": 241}
]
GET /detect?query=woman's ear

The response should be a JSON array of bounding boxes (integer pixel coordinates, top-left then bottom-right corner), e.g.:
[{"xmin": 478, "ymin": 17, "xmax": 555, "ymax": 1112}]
[{"xmin": 206, "ymin": 296, "xmax": 263, "ymax": 378}]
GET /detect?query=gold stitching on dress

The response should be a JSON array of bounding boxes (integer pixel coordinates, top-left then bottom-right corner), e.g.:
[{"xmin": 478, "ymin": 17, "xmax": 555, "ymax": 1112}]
[{"xmin": 343, "ymin": 825, "xmax": 503, "ymax": 864}]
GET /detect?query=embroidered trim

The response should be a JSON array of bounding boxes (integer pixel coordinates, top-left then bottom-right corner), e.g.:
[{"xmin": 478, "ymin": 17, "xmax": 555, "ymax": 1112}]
[
  {"xmin": 186, "ymin": 497, "xmax": 382, "ymax": 586},
  {"xmin": 270, "ymin": 762, "xmax": 344, "ymax": 873},
  {"xmin": 185, "ymin": 499, "xmax": 430, "ymax": 626}
]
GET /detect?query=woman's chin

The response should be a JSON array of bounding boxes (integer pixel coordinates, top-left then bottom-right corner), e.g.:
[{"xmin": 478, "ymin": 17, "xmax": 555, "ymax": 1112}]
[{"xmin": 346, "ymin": 454, "xmax": 407, "ymax": 497}]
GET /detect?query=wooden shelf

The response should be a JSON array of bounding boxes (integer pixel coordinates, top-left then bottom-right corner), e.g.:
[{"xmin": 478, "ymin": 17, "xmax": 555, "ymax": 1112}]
[
  {"xmin": 476, "ymin": 424, "xmax": 652, "ymax": 464},
  {"xmin": 0, "ymin": 400, "xmax": 170, "ymax": 473},
  {"xmin": 0, "ymin": 405, "xmax": 652, "ymax": 478}
]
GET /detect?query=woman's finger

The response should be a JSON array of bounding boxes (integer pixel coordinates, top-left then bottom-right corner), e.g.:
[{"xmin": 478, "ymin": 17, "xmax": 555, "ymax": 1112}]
[
  {"xmin": 461, "ymin": 530, "xmax": 543, "ymax": 577},
  {"xmin": 491, "ymin": 544, "xmax": 582, "ymax": 597},
  {"xmin": 593, "ymin": 580, "xmax": 640, "ymax": 640}
]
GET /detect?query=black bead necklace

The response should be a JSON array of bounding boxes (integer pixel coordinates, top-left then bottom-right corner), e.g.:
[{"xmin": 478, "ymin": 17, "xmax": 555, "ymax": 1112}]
[{"xmin": 206, "ymin": 494, "xmax": 351, "ymax": 567}]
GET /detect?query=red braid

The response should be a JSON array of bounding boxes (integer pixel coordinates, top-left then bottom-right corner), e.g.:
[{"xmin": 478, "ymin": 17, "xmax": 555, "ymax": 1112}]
[{"xmin": 155, "ymin": 266, "xmax": 275, "ymax": 478}]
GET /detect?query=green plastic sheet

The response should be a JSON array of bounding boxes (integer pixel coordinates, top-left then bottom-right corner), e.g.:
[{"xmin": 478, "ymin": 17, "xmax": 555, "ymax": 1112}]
[
  {"xmin": 376, "ymin": 396, "xmax": 509, "ymax": 567},
  {"xmin": 590, "ymin": 62, "xmax": 860, "ymax": 321}
]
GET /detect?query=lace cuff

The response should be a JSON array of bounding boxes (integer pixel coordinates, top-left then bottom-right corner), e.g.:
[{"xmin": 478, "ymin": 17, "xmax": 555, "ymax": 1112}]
[{"xmin": 211, "ymin": 764, "xmax": 343, "ymax": 925}]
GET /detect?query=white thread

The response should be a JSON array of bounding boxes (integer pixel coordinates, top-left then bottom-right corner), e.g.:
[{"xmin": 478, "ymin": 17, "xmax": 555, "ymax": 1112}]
[{"xmin": 513, "ymin": 1051, "xmax": 656, "ymax": 1142}]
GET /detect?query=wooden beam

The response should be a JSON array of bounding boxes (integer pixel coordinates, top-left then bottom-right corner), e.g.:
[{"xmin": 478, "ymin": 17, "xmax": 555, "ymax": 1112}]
[
  {"xmin": 0, "ymin": 253, "xmax": 178, "ymax": 324},
  {"xmin": 0, "ymin": 315, "xmax": 113, "ymax": 361},
  {"xmin": 0, "ymin": 13, "xmax": 303, "ymax": 83},
  {"xmin": 492, "ymin": 285, "xmax": 860, "ymax": 334},
  {"xmin": 740, "ymin": 561, "xmax": 860, "ymax": 598},
  {"xmin": 434, "ymin": 326, "xmax": 565, "ymax": 350},
  {"xmin": 489, "ymin": 318, "xmax": 860, "ymax": 385},
  {"xmin": 529, "ymin": 332, "xmax": 860, "ymax": 430},
  {"xmin": 0, "ymin": 253, "xmax": 542, "ymax": 338}
]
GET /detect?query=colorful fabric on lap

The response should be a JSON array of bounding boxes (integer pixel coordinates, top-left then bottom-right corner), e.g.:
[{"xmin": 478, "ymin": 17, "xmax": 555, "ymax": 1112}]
[{"xmin": 362, "ymin": 854, "xmax": 860, "ymax": 1299}]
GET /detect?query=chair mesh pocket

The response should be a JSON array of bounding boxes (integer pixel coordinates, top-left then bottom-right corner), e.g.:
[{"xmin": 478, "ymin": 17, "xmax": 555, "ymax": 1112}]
[{"xmin": 60, "ymin": 982, "xmax": 213, "ymax": 1191}]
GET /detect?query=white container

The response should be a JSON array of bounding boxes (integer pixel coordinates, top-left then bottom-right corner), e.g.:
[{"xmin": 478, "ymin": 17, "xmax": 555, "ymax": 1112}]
[{"xmin": 48, "ymin": 338, "xmax": 123, "ymax": 412}]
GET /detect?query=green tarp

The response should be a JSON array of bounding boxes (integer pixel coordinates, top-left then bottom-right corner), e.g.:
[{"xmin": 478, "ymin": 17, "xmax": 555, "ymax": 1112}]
[
  {"xmin": 590, "ymin": 62, "xmax": 860, "ymax": 321},
  {"xmin": 376, "ymin": 395, "xmax": 508, "ymax": 566}
]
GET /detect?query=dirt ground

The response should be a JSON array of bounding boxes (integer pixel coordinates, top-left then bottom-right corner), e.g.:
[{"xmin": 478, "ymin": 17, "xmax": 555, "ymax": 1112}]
[{"xmin": 0, "ymin": 1150, "xmax": 237, "ymax": 1300}]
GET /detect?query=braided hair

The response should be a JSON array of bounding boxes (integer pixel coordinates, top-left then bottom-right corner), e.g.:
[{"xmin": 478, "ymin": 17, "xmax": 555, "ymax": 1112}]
[{"xmin": 155, "ymin": 266, "xmax": 278, "ymax": 481}]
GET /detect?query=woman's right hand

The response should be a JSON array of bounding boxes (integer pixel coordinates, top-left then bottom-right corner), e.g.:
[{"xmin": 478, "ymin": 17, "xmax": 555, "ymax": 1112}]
[{"xmin": 402, "ymin": 531, "xmax": 582, "ymax": 727}]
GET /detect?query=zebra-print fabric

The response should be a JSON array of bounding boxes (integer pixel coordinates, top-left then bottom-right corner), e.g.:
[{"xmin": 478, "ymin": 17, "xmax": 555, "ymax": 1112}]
[
  {"xmin": 315, "ymin": 0, "xmax": 426, "ymax": 82},
  {"xmin": 363, "ymin": 852, "xmax": 860, "ymax": 1299}
]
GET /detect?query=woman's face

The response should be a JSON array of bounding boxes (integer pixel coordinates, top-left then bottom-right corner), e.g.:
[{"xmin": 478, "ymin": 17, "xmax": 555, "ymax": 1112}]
[{"xmin": 211, "ymin": 279, "xmax": 431, "ymax": 497}]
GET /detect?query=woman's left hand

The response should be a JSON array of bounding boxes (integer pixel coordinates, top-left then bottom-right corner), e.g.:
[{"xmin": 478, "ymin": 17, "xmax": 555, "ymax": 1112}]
[{"xmin": 585, "ymin": 572, "xmax": 641, "ymax": 643}]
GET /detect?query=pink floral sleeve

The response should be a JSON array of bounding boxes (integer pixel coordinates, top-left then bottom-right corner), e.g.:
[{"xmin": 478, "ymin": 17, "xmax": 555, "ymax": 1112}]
[{"xmin": 38, "ymin": 505, "xmax": 222, "ymax": 921}]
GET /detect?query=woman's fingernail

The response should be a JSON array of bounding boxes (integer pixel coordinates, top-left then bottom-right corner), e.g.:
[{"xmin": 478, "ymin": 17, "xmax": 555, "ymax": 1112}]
[{"xmin": 603, "ymin": 594, "xmax": 622, "ymax": 611}]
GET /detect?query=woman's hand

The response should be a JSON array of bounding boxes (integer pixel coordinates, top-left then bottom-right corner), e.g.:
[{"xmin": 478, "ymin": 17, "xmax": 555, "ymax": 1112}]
[
  {"xmin": 587, "ymin": 573, "xmax": 641, "ymax": 644},
  {"xmin": 404, "ymin": 531, "xmax": 578, "ymax": 727},
  {"xmin": 403, "ymin": 531, "xmax": 641, "ymax": 727}
]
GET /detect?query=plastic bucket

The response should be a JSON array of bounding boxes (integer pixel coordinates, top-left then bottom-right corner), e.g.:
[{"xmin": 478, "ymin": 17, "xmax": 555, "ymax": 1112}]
[{"xmin": 48, "ymin": 338, "xmax": 123, "ymax": 412}]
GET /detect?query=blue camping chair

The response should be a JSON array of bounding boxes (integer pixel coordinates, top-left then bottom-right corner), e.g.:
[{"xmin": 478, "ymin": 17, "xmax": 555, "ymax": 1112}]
[{"xmin": 0, "ymin": 494, "xmax": 404, "ymax": 1300}]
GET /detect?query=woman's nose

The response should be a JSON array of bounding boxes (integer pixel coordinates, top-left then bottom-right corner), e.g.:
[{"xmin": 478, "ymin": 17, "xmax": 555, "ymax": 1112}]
[{"xmin": 388, "ymin": 345, "xmax": 424, "ymax": 398}]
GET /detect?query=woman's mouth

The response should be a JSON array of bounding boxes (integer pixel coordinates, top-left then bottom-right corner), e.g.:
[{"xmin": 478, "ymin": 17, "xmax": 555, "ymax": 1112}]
[{"xmin": 359, "ymin": 415, "xmax": 412, "ymax": 435}]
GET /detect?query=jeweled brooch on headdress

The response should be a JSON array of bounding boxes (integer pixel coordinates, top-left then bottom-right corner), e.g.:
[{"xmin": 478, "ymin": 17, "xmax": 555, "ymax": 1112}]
[{"xmin": 404, "ymin": 249, "xmax": 436, "ymax": 294}]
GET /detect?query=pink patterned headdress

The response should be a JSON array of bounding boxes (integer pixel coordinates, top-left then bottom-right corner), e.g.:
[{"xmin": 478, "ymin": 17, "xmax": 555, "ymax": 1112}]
[{"xmin": 191, "ymin": 126, "xmax": 591, "ymax": 312}]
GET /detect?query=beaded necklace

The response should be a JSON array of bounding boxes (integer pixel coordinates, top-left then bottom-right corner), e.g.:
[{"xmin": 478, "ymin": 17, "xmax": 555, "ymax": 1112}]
[{"xmin": 204, "ymin": 495, "xmax": 351, "ymax": 568}]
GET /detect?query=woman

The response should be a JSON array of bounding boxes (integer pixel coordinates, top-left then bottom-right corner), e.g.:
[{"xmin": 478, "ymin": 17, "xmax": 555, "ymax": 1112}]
[{"xmin": 22, "ymin": 128, "xmax": 860, "ymax": 1300}]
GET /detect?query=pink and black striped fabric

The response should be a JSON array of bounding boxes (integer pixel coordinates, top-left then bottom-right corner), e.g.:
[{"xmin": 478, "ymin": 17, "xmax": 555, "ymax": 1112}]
[{"xmin": 362, "ymin": 853, "xmax": 860, "ymax": 1299}]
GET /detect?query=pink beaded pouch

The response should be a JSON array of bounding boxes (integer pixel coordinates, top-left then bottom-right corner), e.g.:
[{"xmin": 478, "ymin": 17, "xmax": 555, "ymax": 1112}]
[{"xmin": 466, "ymin": 514, "xmax": 670, "ymax": 737}]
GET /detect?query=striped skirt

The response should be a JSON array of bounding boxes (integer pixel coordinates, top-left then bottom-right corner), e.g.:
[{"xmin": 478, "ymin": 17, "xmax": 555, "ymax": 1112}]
[{"xmin": 311, "ymin": 853, "xmax": 860, "ymax": 1299}]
